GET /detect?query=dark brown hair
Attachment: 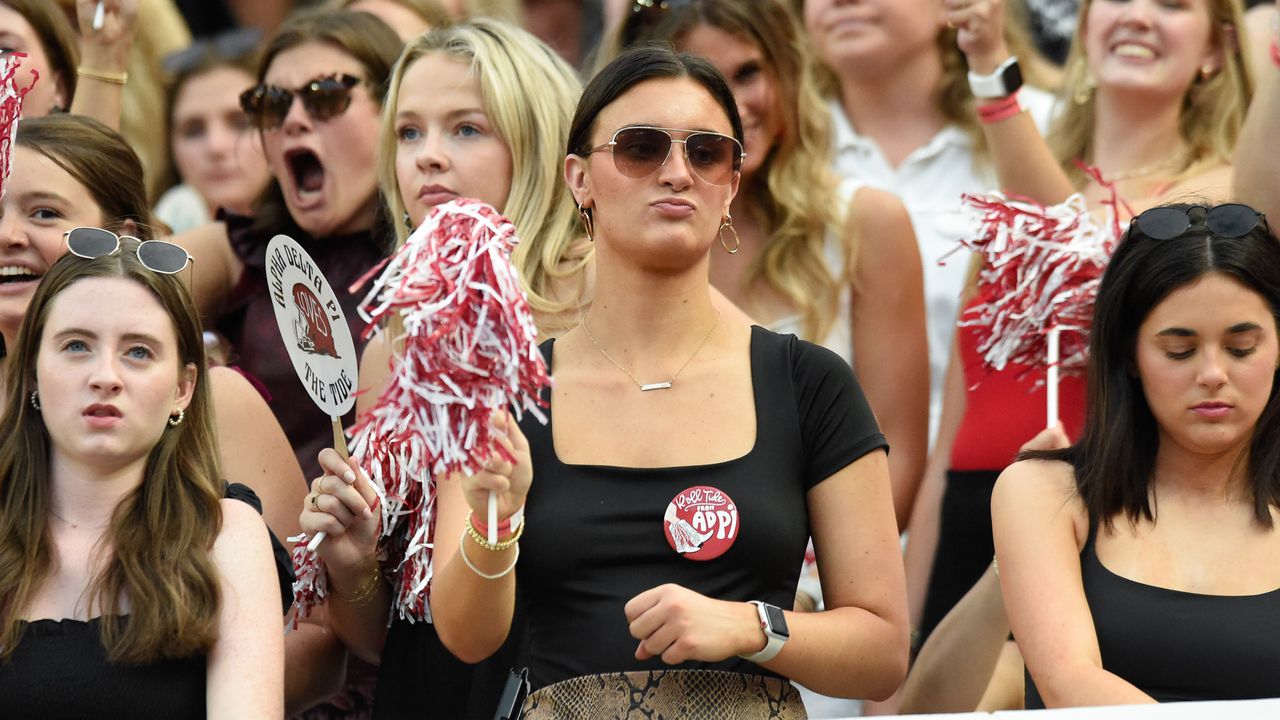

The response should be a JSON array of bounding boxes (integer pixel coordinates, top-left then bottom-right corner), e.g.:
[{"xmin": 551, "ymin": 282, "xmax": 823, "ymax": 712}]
[
  {"xmin": 0, "ymin": 239, "xmax": 224, "ymax": 663},
  {"xmin": 16, "ymin": 114, "xmax": 154, "ymax": 238}
]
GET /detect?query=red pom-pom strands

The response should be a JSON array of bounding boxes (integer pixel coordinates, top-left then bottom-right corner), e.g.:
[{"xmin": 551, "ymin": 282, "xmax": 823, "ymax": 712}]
[
  {"xmin": 0, "ymin": 52, "xmax": 35, "ymax": 200},
  {"xmin": 292, "ymin": 199, "xmax": 550, "ymax": 623},
  {"xmin": 954, "ymin": 192, "xmax": 1119, "ymax": 423}
]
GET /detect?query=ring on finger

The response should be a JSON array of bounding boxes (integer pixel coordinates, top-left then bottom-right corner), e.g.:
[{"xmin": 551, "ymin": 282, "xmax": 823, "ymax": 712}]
[{"xmin": 310, "ymin": 493, "xmax": 320, "ymax": 511}]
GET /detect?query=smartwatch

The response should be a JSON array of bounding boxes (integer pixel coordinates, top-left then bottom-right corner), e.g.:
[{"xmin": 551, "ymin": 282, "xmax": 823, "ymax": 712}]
[
  {"xmin": 968, "ymin": 57, "xmax": 1023, "ymax": 99},
  {"xmin": 740, "ymin": 601, "xmax": 790, "ymax": 664}
]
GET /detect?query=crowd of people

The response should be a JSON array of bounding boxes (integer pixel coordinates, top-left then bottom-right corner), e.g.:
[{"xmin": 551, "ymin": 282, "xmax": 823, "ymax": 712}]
[{"xmin": 0, "ymin": 0, "xmax": 1278, "ymax": 718}]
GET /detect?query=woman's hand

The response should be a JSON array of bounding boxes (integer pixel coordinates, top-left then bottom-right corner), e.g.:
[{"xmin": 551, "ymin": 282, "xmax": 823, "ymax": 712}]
[
  {"xmin": 1019, "ymin": 422, "xmax": 1070, "ymax": 454},
  {"xmin": 75, "ymin": 0, "xmax": 140, "ymax": 70},
  {"xmin": 624, "ymin": 584, "xmax": 764, "ymax": 664},
  {"xmin": 944, "ymin": 0, "xmax": 1011, "ymax": 75},
  {"xmin": 300, "ymin": 448, "xmax": 380, "ymax": 574},
  {"xmin": 459, "ymin": 412, "xmax": 532, "ymax": 522}
]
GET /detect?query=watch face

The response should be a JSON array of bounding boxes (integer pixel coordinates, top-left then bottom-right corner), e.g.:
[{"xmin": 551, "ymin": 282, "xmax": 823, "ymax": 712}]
[
  {"xmin": 764, "ymin": 603, "xmax": 790, "ymax": 639},
  {"xmin": 1003, "ymin": 62, "xmax": 1024, "ymax": 93}
]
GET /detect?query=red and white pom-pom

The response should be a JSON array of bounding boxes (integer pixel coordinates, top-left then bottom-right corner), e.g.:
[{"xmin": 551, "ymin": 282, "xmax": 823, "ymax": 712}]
[
  {"xmin": 956, "ymin": 191, "xmax": 1118, "ymax": 378},
  {"xmin": 291, "ymin": 199, "xmax": 550, "ymax": 623},
  {"xmin": 0, "ymin": 52, "xmax": 35, "ymax": 200}
]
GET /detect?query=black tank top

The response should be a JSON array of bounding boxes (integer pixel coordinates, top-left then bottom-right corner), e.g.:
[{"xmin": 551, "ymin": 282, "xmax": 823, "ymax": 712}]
[
  {"xmin": 1026, "ymin": 522, "xmax": 1280, "ymax": 706},
  {"xmin": 516, "ymin": 327, "xmax": 887, "ymax": 690},
  {"xmin": 0, "ymin": 617, "xmax": 206, "ymax": 718}
]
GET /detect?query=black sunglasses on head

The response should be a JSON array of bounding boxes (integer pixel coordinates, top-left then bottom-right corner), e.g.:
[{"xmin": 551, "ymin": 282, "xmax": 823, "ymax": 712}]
[
  {"xmin": 239, "ymin": 73, "xmax": 361, "ymax": 131},
  {"xmin": 1132, "ymin": 203, "xmax": 1268, "ymax": 241},
  {"xmin": 64, "ymin": 227, "xmax": 194, "ymax": 275}
]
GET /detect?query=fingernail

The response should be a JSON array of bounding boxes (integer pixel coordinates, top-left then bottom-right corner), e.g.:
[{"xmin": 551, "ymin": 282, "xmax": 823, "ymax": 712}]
[
  {"xmin": 363, "ymin": 507, "xmax": 373, "ymax": 518},
  {"xmin": 344, "ymin": 470, "xmax": 356, "ymax": 483}
]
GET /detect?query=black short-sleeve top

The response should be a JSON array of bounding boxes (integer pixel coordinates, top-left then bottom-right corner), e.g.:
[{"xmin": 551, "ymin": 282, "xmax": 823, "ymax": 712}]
[{"xmin": 516, "ymin": 326, "xmax": 887, "ymax": 690}]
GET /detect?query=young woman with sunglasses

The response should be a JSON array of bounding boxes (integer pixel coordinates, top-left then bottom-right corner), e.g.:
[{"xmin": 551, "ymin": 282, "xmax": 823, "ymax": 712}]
[
  {"xmin": 3, "ymin": 113, "xmax": 349, "ymax": 715},
  {"xmin": 0, "ymin": 234, "xmax": 282, "ymax": 715},
  {"xmin": 173, "ymin": 10, "xmax": 402, "ymax": 481},
  {"xmin": 896, "ymin": 0, "xmax": 1254, "ymax": 662},
  {"xmin": 993, "ymin": 202, "xmax": 1280, "ymax": 706},
  {"xmin": 156, "ymin": 28, "xmax": 271, "ymax": 235},
  {"xmin": 419, "ymin": 45, "xmax": 909, "ymax": 716},
  {"xmin": 299, "ymin": 19, "xmax": 586, "ymax": 719},
  {"xmin": 605, "ymin": 0, "xmax": 930, "ymax": 533}
]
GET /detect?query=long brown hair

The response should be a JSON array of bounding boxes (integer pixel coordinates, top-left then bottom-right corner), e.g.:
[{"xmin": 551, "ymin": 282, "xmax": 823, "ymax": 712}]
[
  {"xmin": 606, "ymin": 0, "xmax": 845, "ymax": 341},
  {"xmin": 0, "ymin": 242, "xmax": 224, "ymax": 663}
]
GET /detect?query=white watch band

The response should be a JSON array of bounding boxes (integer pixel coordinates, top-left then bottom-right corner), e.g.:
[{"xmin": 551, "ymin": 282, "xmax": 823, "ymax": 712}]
[
  {"xmin": 968, "ymin": 56, "xmax": 1018, "ymax": 99},
  {"xmin": 739, "ymin": 601, "xmax": 787, "ymax": 664}
]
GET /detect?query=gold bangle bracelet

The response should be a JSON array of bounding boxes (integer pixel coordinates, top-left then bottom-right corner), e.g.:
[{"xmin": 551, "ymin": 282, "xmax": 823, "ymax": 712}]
[
  {"xmin": 459, "ymin": 526, "xmax": 519, "ymax": 580},
  {"xmin": 465, "ymin": 514, "xmax": 524, "ymax": 551},
  {"xmin": 77, "ymin": 67, "xmax": 128, "ymax": 85},
  {"xmin": 332, "ymin": 563, "xmax": 381, "ymax": 605}
]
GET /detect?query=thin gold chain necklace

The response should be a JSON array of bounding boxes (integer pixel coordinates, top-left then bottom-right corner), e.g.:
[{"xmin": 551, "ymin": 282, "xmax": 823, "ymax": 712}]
[
  {"xmin": 1095, "ymin": 150, "xmax": 1191, "ymax": 183},
  {"xmin": 582, "ymin": 311, "xmax": 721, "ymax": 392}
]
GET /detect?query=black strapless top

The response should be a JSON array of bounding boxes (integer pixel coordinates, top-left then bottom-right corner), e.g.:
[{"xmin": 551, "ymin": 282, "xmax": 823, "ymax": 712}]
[{"xmin": 0, "ymin": 616, "xmax": 206, "ymax": 719}]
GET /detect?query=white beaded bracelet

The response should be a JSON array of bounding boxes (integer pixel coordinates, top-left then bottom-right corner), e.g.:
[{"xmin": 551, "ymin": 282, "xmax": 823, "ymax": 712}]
[{"xmin": 459, "ymin": 526, "xmax": 519, "ymax": 580}]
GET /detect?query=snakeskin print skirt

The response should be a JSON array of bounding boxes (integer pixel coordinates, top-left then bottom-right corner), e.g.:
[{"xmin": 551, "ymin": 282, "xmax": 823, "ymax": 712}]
[{"xmin": 522, "ymin": 669, "xmax": 808, "ymax": 719}]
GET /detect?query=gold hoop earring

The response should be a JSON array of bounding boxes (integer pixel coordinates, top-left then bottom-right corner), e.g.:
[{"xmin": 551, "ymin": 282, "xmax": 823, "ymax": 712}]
[
  {"xmin": 168, "ymin": 409, "xmax": 185, "ymax": 427},
  {"xmin": 1073, "ymin": 72, "xmax": 1096, "ymax": 106},
  {"xmin": 719, "ymin": 215, "xmax": 740, "ymax": 254},
  {"xmin": 577, "ymin": 204, "xmax": 594, "ymax": 242}
]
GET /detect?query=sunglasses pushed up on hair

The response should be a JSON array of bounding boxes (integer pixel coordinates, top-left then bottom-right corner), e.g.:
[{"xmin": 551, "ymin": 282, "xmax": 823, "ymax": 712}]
[
  {"xmin": 239, "ymin": 73, "xmax": 361, "ymax": 131},
  {"xmin": 584, "ymin": 126, "xmax": 745, "ymax": 185},
  {"xmin": 64, "ymin": 227, "xmax": 194, "ymax": 275},
  {"xmin": 1133, "ymin": 203, "xmax": 1268, "ymax": 241}
]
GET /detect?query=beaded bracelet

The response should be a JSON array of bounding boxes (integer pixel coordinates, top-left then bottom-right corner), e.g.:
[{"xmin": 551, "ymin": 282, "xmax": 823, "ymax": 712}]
[
  {"xmin": 77, "ymin": 67, "xmax": 128, "ymax": 85},
  {"xmin": 333, "ymin": 563, "xmax": 382, "ymax": 605},
  {"xmin": 459, "ymin": 526, "xmax": 519, "ymax": 580},
  {"xmin": 466, "ymin": 513, "xmax": 524, "ymax": 551}
]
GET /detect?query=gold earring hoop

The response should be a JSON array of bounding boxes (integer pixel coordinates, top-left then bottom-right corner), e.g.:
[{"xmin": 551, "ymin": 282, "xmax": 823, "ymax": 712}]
[
  {"xmin": 719, "ymin": 215, "xmax": 740, "ymax": 254},
  {"xmin": 1073, "ymin": 73, "xmax": 1096, "ymax": 106},
  {"xmin": 577, "ymin": 204, "xmax": 594, "ymax": 242},
  {"xmin": 168, "ymin": 409, "xmax": 185, "ymax": 427}
]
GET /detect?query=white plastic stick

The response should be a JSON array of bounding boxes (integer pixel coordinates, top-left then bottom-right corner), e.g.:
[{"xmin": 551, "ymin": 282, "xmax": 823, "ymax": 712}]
[
  {"xmin": 487, "ymin": 492, "xmax": 498, "ymax": 545},
  {"xmin": 92, "ymin": 2, "xmax": 106, "ymax": 30},
  {"xmin": 1047, "ymin": 326, "xmax": 1061, "ymax": 431}
]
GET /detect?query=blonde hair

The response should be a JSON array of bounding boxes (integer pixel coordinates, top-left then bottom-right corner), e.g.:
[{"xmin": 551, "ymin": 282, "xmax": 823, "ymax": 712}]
[
  {"xmin": 606, "ymin": 0, "xmax": 846, "ymax": 341},
  {"xmin": 1050, "ymin": 0, "xmax": 1253, "ymax": 186},
  {"xmin": 806, "ymin": 0, "xmax": 1049, "ymax": 165},
  {"xmin": 378, "ymin": 19, "xmax": 586, "ymax": 333}
]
